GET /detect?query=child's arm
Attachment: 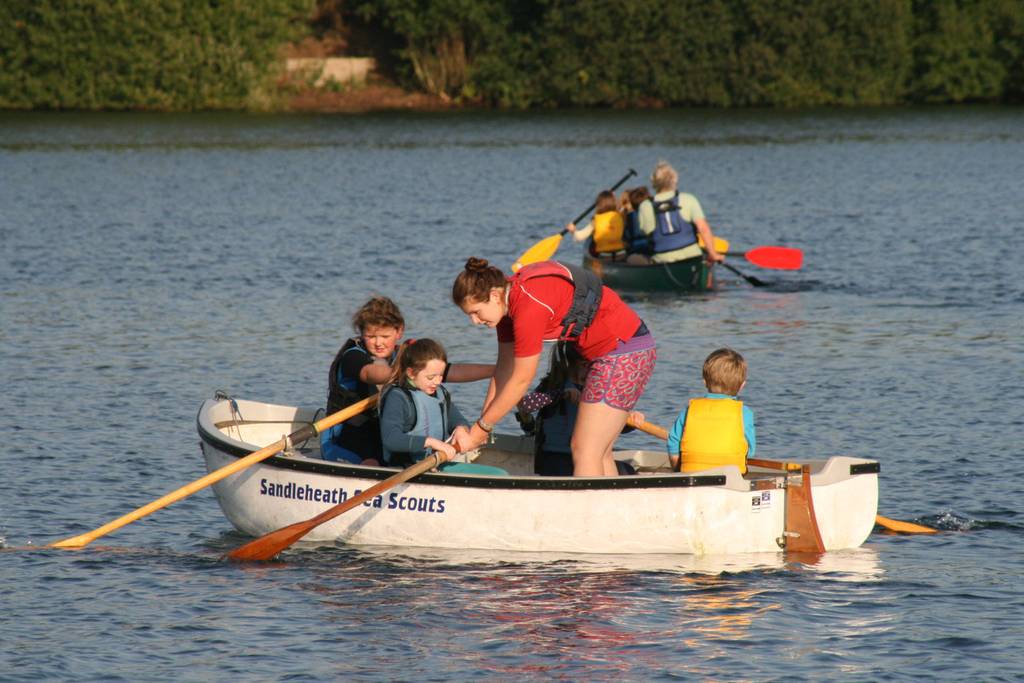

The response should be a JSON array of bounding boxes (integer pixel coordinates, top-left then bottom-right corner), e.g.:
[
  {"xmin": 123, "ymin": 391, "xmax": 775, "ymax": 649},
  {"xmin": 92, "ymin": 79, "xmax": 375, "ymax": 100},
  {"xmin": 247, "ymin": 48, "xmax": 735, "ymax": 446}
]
[
  {"xmin": 359, "ymin": 357, "xmax": 392, "ymax": 385},
  {"xmin": 566, "ymin": 221, "xmax": 594, "ymax": 243},
  {"xmin": 743, "ymin": 405, "xmax": 756, "ymax": 458},
  {"xmin": 666, "ymin": 408, "xmax": 688, "ymax": 470},
  {"xmin": 446, "ymin": 363, "xmax": 495, "ymax": 383},
  {"xmin": 424, "ymin": 437, "xmax": 457, "ymax": 460},
  {"xmin": 518, "ymin": 389, "xmax": 556, "ymax": 414}
]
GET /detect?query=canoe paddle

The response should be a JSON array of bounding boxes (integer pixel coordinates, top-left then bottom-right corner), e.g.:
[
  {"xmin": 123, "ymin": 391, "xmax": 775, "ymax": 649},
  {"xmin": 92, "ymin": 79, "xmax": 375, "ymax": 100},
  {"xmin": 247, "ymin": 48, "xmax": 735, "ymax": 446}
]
[
  {"xmin": 715, "ymin": 243, "xmax": 802, "ymax": 287},
  {"xmin": 512, "ymin": 168, "xmax": 638, "ymax": 272},
  {"xmin": 50, "ymin": 395, "xmax": 378, "ymax": 549},
  {"xmin": 720, "ymin": 261, "xmax": 768, "ymax": 287},
  {"xmin": 226, "ymin": 452, "xmax": 446, "ymax": 561},
  {"xmin": 624, "ymin": 415, "xmax": 937, "ymax": 535},
  {"xmin": 742, "ymin": 246, "xmax": 803, "ymax": 270}
]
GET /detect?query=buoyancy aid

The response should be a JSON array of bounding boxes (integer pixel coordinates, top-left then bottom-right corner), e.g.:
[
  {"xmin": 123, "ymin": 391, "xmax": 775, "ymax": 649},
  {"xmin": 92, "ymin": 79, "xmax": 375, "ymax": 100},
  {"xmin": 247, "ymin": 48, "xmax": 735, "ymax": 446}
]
[
  {"xmin": 534, "ymin": 380, "xmax": 580, "ymax": 456},
  {"xmin": 379, "ymin": 384, "xmax": 453, "ymax": 466},
  {"xmin": 327, "ymin": 338, "xmax": 371, "ymax": 426},
  {"xmin": 678, "ymin": 397, "xmax": 748, "ymax": 473},
  {"xmin": 650, "ymin": 193, "xmax": 699, "ymax": 255},
  {"xmin": 591, "ymin": 211, "xmax": 625, "ymax": 254},
  {"xmin": 514, "ymin": 261, "xmax": 604, "ymax": 341},
  {"xmin": 623, "ymin": 210, "xmax": 652, "ymax": 254}
]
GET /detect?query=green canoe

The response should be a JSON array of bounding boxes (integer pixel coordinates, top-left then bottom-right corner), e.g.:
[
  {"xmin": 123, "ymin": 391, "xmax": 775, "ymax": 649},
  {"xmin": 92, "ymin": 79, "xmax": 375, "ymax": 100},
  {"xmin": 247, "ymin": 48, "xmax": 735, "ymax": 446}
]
[{"xmin": 582, "ymin": 253, "xmax": 714, "ymax": 292}]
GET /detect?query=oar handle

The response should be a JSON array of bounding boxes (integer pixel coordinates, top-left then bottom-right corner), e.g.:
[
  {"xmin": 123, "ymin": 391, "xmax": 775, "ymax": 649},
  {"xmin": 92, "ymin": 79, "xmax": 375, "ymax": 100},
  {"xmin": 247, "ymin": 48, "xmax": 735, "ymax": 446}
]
[
  {"xmin": 747, "ymin": 457, "xmax": 802, "ymax": 471},
  {"xmin": 561, "ymin": 168, "xmax": 638, "ymax": 235},
  {"xmin": 626, "ymin": 415, "xmax": 668, "ymax": 440}
]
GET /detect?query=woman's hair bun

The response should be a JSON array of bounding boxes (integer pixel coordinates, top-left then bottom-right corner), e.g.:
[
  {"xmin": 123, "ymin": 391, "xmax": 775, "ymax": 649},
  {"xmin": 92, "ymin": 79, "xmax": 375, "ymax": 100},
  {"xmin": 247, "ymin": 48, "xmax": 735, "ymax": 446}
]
[{"xmin": 464, "ymin": 257, "xmax": 490, "ymax": 272}]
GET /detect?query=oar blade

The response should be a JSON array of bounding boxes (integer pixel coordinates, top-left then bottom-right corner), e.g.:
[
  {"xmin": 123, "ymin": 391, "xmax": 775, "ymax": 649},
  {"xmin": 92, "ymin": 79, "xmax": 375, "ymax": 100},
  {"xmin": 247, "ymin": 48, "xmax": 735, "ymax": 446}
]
[
  {"xmin": 745, "ymin": 246, "xmax": 803, "ymax": 270},
  {"xmin": 697, "ymin": 235, "xmax": 730, "ymax": 254},
  {"xmin": 512, "ymin": 233, "xmax": 563, "ymax": 272},
  {"xmin": 227, "ymin": 522, "xmax": 313, "ymax": 561},
  {"xmin": 225, "ymin": 454, "xmax": 441, "ymax": 562},
  {"xmin": 875, "ymin": 514, "xmax": 937, "ymax": 534}
]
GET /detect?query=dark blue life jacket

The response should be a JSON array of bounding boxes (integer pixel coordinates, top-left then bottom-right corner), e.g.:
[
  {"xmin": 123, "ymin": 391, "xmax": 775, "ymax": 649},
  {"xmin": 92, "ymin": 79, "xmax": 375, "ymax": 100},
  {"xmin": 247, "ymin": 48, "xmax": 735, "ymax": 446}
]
[
  {"xmin": 650, "ymin": 193, "xmax": 699, "ymax": 255},
  {"xmin": 623, "ymin": 210, "xmax": 652, "ymax": 255},
  {"xmin": 327, "ymin": 338, "xmax": 369, "ymax": 416}
]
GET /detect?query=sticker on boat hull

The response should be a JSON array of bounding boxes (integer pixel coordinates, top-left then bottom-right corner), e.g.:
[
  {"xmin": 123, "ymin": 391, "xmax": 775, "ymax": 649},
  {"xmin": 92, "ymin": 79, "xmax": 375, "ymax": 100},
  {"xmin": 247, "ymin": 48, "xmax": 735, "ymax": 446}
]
[{"xmin": 751, "ymin": 490, "xmax": 772, "ymax": 512}]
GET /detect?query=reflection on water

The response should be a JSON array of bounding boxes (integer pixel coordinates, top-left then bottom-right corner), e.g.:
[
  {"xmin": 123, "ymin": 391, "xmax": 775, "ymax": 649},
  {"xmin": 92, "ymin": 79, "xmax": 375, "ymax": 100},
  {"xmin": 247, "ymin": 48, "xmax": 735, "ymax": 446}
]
[
  {"xmin": 350, "ymin": 544, "xmax": 883, "ymax": 579},
  {"xmin": 274, "ymin": 544, "xmax": 884, "ymax": 678}
]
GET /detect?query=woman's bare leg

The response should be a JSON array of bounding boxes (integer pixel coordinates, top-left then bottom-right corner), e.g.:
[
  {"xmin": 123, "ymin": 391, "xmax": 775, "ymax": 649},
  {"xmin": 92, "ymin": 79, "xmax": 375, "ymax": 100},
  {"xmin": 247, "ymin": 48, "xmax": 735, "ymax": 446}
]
[{"xmin": 571, "ymin": 400, "xmax": 628, "ymax": 476}]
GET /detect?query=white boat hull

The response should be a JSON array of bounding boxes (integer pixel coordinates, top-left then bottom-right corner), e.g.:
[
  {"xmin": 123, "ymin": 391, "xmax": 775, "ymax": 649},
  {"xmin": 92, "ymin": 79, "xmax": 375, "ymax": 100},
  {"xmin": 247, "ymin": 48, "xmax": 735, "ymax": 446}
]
[{"xmin": 198, "ymin": 397, "xmax": 879, "ymax": 555}]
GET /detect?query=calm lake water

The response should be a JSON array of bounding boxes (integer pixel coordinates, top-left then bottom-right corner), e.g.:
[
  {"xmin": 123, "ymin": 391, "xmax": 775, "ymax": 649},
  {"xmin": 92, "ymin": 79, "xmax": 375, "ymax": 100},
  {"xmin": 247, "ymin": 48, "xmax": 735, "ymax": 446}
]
[{"xmin": 2, "ymin": 107, "xmax": 1023, "ymax": 681}]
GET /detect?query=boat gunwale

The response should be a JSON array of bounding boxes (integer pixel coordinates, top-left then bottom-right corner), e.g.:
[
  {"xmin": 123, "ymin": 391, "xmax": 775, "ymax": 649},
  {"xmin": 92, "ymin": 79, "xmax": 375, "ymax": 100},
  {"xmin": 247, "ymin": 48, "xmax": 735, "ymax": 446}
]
[
  {"xmin": 198, "ymin": 416, "xmax": 729, "ymax": 490},
  {"xmin": 197, "ymin": 403, "xmax": 878, "ymax": 493}
]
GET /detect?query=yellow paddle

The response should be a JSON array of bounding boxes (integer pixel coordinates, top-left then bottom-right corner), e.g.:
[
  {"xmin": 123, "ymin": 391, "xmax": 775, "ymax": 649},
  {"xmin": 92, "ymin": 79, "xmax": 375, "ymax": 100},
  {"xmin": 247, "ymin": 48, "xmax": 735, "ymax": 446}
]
[
  {"xmin": 50, "ymin": 395, "xmax": 378, "ymax": 549},
  {"xmin": 512, "ymin": 168, "xmax": 637, "ymax": 272},
  {"xmin": 624, "ymin": 415, "xmax": 937, "ymax": 535}
]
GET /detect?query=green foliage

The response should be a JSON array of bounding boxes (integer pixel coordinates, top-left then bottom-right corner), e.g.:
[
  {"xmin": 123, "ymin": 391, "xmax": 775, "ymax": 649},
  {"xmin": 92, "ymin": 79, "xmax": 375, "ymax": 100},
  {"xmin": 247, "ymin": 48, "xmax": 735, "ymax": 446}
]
[
  {"xmin": 351, "ymin": 0, "xmax": 1023, "ymax": 108},
  {"xmin": 0, "ymin": 0, "xmax": 313, "ymax": 110},
  {"xmin": 3, "ymin": 0, "xmax": 1022, "ymax": 109},
  {"xmin": 350, "ymin": 0, "xmax": 514, "ymax": 99},
  {"xmin": 912, "ymin": 0, "xmax": 1005, "ymax": 102}
]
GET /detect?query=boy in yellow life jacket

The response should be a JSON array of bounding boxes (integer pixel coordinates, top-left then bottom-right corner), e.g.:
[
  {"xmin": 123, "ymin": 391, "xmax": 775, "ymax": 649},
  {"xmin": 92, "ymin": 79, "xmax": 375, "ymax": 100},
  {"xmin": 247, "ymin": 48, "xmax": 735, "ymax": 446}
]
[
  {"xmin": 667, "ymin": 348, "xmax": 756, "ymax": 473},
  {"xmin": 566, "ymin": 190, "xmax": 626, "ymax": 258}
]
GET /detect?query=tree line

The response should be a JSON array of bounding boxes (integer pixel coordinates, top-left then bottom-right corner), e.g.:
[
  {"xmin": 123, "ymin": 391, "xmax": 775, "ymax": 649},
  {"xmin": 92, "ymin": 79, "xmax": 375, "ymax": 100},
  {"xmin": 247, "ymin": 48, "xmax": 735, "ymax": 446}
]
[{"xmin": 2, "ymin": 0, "xmax": 1022, "ymax": 111}]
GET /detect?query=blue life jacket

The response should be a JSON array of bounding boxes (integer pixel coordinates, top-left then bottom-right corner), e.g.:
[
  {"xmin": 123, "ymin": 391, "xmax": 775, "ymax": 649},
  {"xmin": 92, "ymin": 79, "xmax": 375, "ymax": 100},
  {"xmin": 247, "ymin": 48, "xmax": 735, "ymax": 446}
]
[
  {"xmin": 535, "ymin": 380, "xmax": 580, "ymax": 455},
  {"xmin": 651, "ymin": 193, "xmax": 699, "ymax": 255},
  {"xmin": 379, "ymin": 384, "xmax": 453, "ymax": 466},
  {"xmin": 327, "ymin": 338, "xmax": 369, "ymax": 416},
  {"xmin": 623, "ymin": 210, "xmax": 652, "ymax": 255}
]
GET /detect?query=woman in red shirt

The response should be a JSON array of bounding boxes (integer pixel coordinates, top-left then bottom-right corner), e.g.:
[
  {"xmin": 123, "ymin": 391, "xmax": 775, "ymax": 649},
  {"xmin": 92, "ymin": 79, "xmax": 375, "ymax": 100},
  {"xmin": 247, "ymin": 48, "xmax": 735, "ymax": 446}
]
[{"xmin": 451, "ymin": 257, "xmax": 657, "ymax": 476}]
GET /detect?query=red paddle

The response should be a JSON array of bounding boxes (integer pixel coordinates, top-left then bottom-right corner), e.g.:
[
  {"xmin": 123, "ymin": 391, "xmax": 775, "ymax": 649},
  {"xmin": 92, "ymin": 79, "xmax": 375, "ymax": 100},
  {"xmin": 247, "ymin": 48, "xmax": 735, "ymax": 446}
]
[{"xmin": 743, "ymin": 246, "xmax": 803, "ymax": 270}]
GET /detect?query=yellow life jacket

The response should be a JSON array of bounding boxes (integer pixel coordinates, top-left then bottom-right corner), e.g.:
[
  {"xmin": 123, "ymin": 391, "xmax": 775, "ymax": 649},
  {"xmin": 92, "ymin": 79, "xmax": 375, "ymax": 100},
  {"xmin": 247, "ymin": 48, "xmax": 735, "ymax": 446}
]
[
  {"xmin": 592, "ymin": 211, "xmax": 625, "ymax": 253},
  {"xmin": 679, "ymin": 397, "xmax": 748, "ymax": 474}
]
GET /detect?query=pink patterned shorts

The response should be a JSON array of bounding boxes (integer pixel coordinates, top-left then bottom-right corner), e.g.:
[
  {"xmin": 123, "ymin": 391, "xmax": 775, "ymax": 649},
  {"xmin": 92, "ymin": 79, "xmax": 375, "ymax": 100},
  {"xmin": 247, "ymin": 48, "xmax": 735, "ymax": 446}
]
[{"xmin": 581, "ymin": 346, "xmax": 657, "ymax": 411}]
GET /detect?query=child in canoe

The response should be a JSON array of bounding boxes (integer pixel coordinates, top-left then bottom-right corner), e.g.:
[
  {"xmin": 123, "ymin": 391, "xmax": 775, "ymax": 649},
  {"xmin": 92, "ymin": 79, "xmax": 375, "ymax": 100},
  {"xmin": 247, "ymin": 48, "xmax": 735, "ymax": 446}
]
[
  {"xmin": 667, "ymin": 348, "xmax": 756, "ymax": 473},
  {"xmin": 379, "ymin": 338, "xmax": 506, "ymax": 475},
  {"xmin": 517, "ymin": 343, "xmax": 638, "ymax": 476},
  {"xmin": 323, "ymin": 296, "xmax": 493, "ymax": 466},
  {"xmin": 566, "ymin": 189, "xmax": 627, "ymax": 259}
]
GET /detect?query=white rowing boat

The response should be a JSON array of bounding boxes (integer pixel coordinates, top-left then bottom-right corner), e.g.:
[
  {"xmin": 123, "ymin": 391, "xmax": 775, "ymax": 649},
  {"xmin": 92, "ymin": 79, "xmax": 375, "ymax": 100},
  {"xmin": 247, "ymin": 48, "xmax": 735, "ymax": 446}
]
[{"xmin": 197, "ymin": 396, "xmax": 879, "ymax": 555}]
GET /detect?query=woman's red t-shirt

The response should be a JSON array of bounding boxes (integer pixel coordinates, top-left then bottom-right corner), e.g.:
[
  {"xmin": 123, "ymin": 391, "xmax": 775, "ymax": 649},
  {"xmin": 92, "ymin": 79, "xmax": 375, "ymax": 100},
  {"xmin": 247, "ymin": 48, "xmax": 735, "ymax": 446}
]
[{"xmin": 495, "ymin": 272, "xmax": 641, "ymax": 360}]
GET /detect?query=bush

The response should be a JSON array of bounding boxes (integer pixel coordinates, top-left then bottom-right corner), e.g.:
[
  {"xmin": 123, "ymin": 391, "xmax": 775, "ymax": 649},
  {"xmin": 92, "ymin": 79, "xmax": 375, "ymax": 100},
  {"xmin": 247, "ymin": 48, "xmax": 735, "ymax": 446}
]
[{"xmin": 0, "ymin": 0, "xmax": 313, "ymax": 110}]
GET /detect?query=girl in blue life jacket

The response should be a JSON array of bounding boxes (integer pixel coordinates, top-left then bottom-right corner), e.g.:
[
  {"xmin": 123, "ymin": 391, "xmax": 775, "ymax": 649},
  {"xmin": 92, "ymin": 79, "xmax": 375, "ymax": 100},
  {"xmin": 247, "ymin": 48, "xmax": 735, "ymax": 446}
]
[
  {"xmin": 517, "ymin": 344, "xmax": 638, "ymax": 476},
  {"xmin": 379, "ymin": 339, "xmax": 507, "ymax": 476}
]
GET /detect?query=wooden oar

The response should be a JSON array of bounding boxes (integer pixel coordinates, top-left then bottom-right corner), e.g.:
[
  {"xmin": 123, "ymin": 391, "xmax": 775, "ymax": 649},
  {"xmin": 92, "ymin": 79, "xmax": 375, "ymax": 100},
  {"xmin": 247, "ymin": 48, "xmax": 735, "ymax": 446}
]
[
  {"xmin": 625, "ymin": 416, "xmax": 937, "ymax": 535},
  {"xmin": 50, "ymin": 395, "xmax": 378, "ymax": 549},
  {"xmin": 873, "ymin": 514, "xmax": 938, "ymax": 534},
  {"xmin": 226, "ymin": 452, "xmax": 445, "ymax": 561},
  {"xmin": 512, "ymin": 168, "xmax": 638, "ymax": 272}
]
